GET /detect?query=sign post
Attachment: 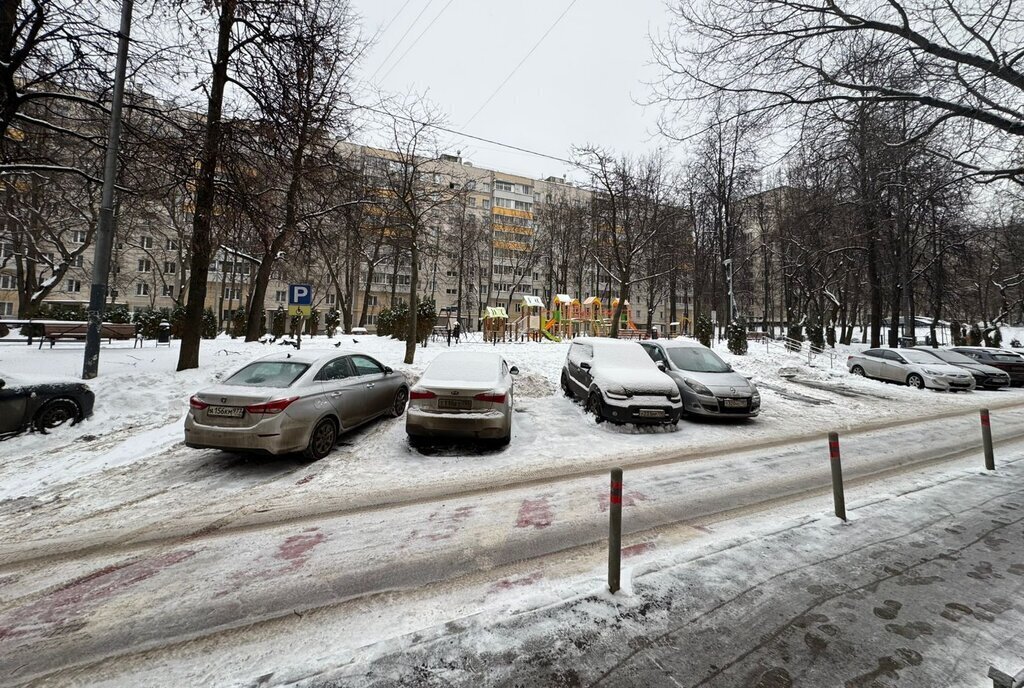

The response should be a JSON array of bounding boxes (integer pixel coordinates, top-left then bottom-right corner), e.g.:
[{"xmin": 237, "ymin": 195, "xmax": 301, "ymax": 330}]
[{"xmin": 288, "ymin": 284, "xmax": 312, "ymax": 350}]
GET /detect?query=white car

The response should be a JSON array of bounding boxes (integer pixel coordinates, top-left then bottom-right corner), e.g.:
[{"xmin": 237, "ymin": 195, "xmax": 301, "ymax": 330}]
[
  {"xmin": 847, "ymin": 348, "xmax": 976, "ymax": 391},
  {"xmin": 560, "ymin": 337, "xmax": 682, "ymax": 425},
  {"xmin": 406, "ymin": 351, "xmax": 517, "ymax": 446}
]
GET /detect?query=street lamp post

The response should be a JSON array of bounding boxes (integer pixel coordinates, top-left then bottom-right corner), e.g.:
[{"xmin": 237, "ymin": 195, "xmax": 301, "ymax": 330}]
[
  {"xmin": 723, "ymin": 258, "xmax": 736, "ymax": 324},
  {"xmin": 83, "ymin": 0, "xmax": 134, "ymax": 380}
]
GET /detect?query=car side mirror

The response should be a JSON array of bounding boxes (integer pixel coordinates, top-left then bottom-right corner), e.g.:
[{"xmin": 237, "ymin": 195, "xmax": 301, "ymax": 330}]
[
  {"xmin": 384, "ymin": 366, "xmax": 393, "ymax": 374},
  {"xmin": 656, "ymin": 362, "xmax": 666, "ymax": 372},
  {"xmin": 580, "ymin": 361, "xmax": 591, "ymax": 370},
  {"xmin": 509, "ymin": 366, "xmax": 519, "ymax": 376},
  {"xmin": 0, "ymin": 379, "xmax": 5, "ymax": 389}
]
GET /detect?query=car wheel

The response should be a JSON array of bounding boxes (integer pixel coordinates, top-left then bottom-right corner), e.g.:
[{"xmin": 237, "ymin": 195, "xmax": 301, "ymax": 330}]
[
  {"xmin": 560, "ymin": 371, "xmax": 574, "ymax": 398},
  {"xmin": 587, "ymin": 391, "xmax": 605, "ymax": 423},
  {"xmin": 851, "ymin": 365, "xmax": 865, "ymax": 377},
  {"xmin": 33, "ymin": 398, "xmax": 80, "ymax": 433},
  {"xmin": 303, "ymin": 418, "xmax": 337, "ymax": 460},
  {"xmin": 907, "ymin": 373, "xmax": 925, "ymax": 389},
  {"xmin": 390, "ymin": 387, "xmax": 409, "ymax": 417}
]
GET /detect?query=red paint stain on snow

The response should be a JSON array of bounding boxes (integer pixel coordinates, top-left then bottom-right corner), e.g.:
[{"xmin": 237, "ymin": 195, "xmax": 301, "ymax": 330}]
[
  {"xmin": 599, "ymin": 490, "xmax": 649, "ymax": 512},
  {"xmin": 404, "ymin": 506, "xmax": 475, "ymax": 544},
  {"xmin": 295, "ymin": 474, "xmax": 316, "ymax": 486},
  {"xmin": 0, "ymin": 550, "xmax": 196, "ymax": 643},
  {"xmin": 489, "ymin": 572, "xmax": 542, "ymax": 593},
  {"xmin": 622, "ymin": 542, "xmax": 656, "ymax": 558},
  {"xmin": 516, "ymin": 498, "xmax": 553, "ymax": 529},
  {"xmin": 275, "ymin": 528, "xmax": 326, "ymax": 569}
]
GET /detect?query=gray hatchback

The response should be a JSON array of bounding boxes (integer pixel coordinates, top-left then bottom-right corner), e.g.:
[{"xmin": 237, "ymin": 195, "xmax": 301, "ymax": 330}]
[
  {"xmin": 640, "ymin": 339, "xmax": 761, "ymax": 418},
  {"xmin": 185, "ymin": 350, "xmax": 409, "ymax": 460}
]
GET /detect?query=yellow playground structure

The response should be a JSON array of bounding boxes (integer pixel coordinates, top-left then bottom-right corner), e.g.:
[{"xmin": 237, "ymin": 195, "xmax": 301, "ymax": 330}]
[{"xmin": 506, "ymin": 294, "xmax": 642, "ymax": 342}]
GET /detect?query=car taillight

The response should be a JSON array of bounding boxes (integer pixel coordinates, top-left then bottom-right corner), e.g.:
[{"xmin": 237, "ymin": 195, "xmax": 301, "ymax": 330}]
[
  {"xmin": 245, "ymin": 397, "xmax": 299, "ymax": 414},
  {"xmin": 189, "ymin": 395, "xmax": 208, "ymax": 410},
  {"xmin": 474, "ymin": 392, "xmax": 506, "ymax": 404},
  {"xmin": 410, "ymin": 390, "xmax": 436, "ymax": 400}
]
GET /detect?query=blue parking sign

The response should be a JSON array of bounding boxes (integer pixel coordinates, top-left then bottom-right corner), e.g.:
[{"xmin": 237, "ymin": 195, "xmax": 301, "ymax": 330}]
[{"xmin": 288, "ymin": 284, "xmax": 312, "ymax": 306}]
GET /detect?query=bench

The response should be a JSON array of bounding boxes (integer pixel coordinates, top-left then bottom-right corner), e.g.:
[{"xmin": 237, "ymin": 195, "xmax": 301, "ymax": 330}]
[{"xmin": 39, "ymin": 322, "xmax": 138, "ymax": 349}]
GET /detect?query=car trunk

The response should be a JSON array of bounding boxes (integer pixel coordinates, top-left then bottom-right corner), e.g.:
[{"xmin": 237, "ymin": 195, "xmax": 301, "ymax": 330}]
[
  {"xmin": 414, "ymin": 378, "xmax": 503, "ymax": 414},
  {"xmin": 192, "ymin": 386, "xmax": 285, "ymax": 428}
]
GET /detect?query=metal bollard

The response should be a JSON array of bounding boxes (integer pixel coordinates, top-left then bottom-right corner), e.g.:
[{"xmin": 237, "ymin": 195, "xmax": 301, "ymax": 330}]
[
  {"xmin": 828, "ymin": 432, "xmax": 847, "ymax": 521},
  {"xmin": 981, "ymin": 409, "xmax": 995, "ymax": 471},
  {"xmin": 608, "ymin": 467, "xmax": 623, "ymax": 594}
]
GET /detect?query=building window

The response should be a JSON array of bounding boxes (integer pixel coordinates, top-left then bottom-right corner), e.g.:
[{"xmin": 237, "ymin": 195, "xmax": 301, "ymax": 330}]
[
  {"xmin": 367, "ymin": 295, "xmax": 378, "ymax": 307},
  {"xmin": 495, "ymin": 181, "xmax": 513, "ymax": 192},
  {"xmin": 71, "ymin": 230, "xmax": 86, "ymax": 244},
  {"xmin": 72, "ymin": 255, "xmax": 84, "ymax": 268},
  {"xmin": 445, "ymin": 287, "xmax": 457, "ymax": 295},
  {"xmin": 482, "ymin": 199, "xmax": 490, "ymax": 209},
  {"xmin": 140, "ymin": 235, "xmax": 153, "ymax": 249},
  {"xmin": 136, "ymin": 282, "xmax": 150, "ymax": 296},
  {"xmin": 164, "ymin": 261, "xmax": 177, "ymax": 274},
  {"xmin": 0, "ymin": 301, "xmax": 12, "ymax": 316},
  {"xmin": 166, "ymin": 239, "xmax": 179, "ymax": 251},
  {"xmin": 162, "ymin": 284, "xmax": 174, "ymax": 297},
  {"xmin": 365, "ymin": 313, "xmax": 376, "ymax": 325},
  {"xmin": 275, "ymin": 290, "xmax": 286, "ymax": 302},
  {"xmin": 0, "ymin": 274, "xmax": 15, "ymax": 289},
  {"xmin": 469, "ymin": 197, "xmax": 476, "ymax": 207},
  {"xmin": 223, "ymin": 287, "xmax": 241, "ymax": 300},
  {"xmin": 138, "ymin": 259, "xmax": 151, "ymax": 273},
  {"xmin": 65, "ymin": 279, "xmax": 82, "ymax": 293}
]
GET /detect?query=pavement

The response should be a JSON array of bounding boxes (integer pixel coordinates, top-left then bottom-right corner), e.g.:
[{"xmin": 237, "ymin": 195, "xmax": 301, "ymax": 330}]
[{"xmin": 312, "ymin": 458, "xmax": 1024, "ymax": 688}]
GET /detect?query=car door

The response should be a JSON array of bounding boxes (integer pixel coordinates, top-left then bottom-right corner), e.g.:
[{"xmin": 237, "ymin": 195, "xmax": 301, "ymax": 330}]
[
  {"xmin": 879, "ymin": 350, "xmax": 908, "ymax": 381},
  {"xmin": 349, "ymin": 354, "xmax": 393, "ymax": 418},
  {"xmin": 0, "ymin": 382, "xmax": 29, "ymax": 433},
  {"xmin": 567, "ymin": 342, "xmax": 594, "ymax": 391},
  {"xmin": 641, "ymin": 343, "xmax": 669, "ymax": 371},
  {"xmin": 316, "ymin": 357, "xmax": 363, "ymax": 428},
  {"xmin": 859, "ymin": 350, "xmax": 885, "ymax": 377}
]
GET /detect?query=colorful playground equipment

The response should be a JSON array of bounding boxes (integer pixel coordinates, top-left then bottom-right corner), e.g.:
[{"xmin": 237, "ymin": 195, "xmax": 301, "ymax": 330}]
[
  {"xmin": 503, "ymin": 294, "xmax": 649, "ymax": 342},
  {"xmin": 481, "ymin": 306, "xmax": 508, "ymax": 341}
]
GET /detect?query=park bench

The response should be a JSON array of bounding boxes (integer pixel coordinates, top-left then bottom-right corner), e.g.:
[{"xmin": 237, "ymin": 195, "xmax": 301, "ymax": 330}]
[{"xmin": 38, "ymin": 322, "xmax": 137, "ymax": 349}]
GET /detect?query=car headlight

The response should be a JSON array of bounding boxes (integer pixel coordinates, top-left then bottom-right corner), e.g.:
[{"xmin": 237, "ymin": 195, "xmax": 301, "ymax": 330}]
[
  {"xmin": 605, "ymin": 390, "xmax": 631, "ymax": 400},
  {"xmin": 752, "ymin": 389, "xmax": 761, "ymax": 403},
  {"xmin": 922, "ymin": 368, "xmax": 944, "ymax": 376},
  {"xmin": 683, "ymin": 378, "xmax": 713, "ymax": 396}
]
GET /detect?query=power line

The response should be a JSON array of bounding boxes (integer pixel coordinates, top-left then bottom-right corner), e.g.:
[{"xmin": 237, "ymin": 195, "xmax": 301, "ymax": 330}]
[
  {"xmin": 377, "ymin": 0, "xmax": 456, "ymax": 83},
  {"xmin": 368, "ymin": 0, "xmax": 436, "ymax": 81},
  {"xmin": 378, "ymin": 0, "xmax": 415, "ymax": 37},
  {"xmin": 464, "ymin": 0, "xmax": 578, "ymax": 128}
]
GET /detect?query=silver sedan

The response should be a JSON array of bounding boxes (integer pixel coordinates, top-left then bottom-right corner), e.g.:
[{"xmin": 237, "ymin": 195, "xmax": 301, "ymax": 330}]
[{"xmin": 185, "ymin": 350, "xmax": 409, "ymax": 459}]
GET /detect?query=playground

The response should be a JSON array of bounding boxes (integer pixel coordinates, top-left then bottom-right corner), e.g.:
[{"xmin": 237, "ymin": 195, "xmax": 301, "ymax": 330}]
[{"xmin": 480, "ymin": 294, "xmax": 659, "ymax": 343}]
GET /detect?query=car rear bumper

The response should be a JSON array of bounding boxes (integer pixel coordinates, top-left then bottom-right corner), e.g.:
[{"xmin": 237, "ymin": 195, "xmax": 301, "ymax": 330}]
[
  {"xmin": 406, "ymin": 407, "xmax": 510, "ymax": 439},
  {"xmin": 183, "ymin": 414, "xmax": 309, "ymax": 455}
]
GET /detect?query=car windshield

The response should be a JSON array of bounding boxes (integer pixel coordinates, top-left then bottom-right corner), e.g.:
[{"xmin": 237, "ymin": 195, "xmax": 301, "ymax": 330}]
[
  {"xmin": 900, "ymin": 350, "xmax": 946, "ymax": 364},
  {"xmin": 923, "ymin": 349, "xmax": 976, "ymax": 364},
  {"xmin": 223, "ymin": 361, "xmax": 309, "ymax": 387},
  {"xmin": 666, "ymin": 346, "xmax": 731, "ymax": 373}
]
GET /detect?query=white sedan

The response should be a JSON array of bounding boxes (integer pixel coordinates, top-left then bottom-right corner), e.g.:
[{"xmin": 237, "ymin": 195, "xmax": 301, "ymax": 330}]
[
  {"xmin": 847, "ymin": 348, "xmax": 975, "ymax": 391},
  {"xmin": 406, "ymin": 351, "xmax": 517, "ymax": 446}
]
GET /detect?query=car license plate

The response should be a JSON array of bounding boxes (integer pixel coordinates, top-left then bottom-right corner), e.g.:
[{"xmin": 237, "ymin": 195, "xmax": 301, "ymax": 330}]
[
  {"xmin": 208, "ymin": 405, "xmax": 244, "ymax": 418},
  {"xmin": 638, "ymin": 409, "xmax": 665, "ymax": 417},
  {"xmin": 723, "ymin": 399, "xmax": 748, "ymax": 408},
  {"xmin": 438, "ymin": 398, "xmax": 472, "ymax": 410}
]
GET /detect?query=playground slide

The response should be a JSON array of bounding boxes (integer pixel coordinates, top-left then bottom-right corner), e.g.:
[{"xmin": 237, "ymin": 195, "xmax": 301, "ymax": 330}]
[
  {"xmin": 541, "ymin": 328, "xmax": 561, "ymax": 342},
  {"xmin": 543, "ymin": 318, "xmax": 556, "ymax": 330}
]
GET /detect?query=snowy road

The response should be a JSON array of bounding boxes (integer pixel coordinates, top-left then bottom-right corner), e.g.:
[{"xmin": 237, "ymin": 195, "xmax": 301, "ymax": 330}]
[{"xmin": 2, "ymin": 403, "xmax": 1024, "ymax": 684}]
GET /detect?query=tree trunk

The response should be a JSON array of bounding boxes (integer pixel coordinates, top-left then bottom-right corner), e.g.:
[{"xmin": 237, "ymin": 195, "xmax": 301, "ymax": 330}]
[
  {"xmin": 404, "ymin": 224, "xmax": 419, "ymax": 364},
  {"xmin": 177, "ymin": 0, "xmax": 235, "ymax": 371}
]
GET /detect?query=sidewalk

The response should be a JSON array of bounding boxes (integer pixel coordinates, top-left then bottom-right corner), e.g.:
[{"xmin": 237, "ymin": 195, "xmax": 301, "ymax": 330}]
[{"xmin": 316, "ymin": 457, "xmax": 1024, "ymax": 688}]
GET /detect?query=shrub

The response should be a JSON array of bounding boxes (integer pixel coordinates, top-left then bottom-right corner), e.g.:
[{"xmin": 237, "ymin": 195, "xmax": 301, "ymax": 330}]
[
  {"xmin": 202, "ymin": 308, "xmax": 217, "ymax": 339},
  {"xmin": 325, "ymin": 307, "xmax": 341, "ymax": 338},
  {"xmin": 694, "ymin": 315, "xmax": 713, "ymax": 347},
  {"xmin": 806, "ymin": 319, "xmax": 825, "ymax": 354},
  {"xmin": 170, "ymin": 305, "xmax": 186, "ymax": 338},
  {"xmin": 271, "ymin": 306, "xmax": 287, "ymax": 338},
  {"xmin": 967, "ymin": 323, "xmax": 983, "ymax": 346},
  {"xmin": 229, "ymin": 309, "xmax": 247, "ymax": 339},
  {"xmin": 986, "ymin": 327, "xmax": 1002, "ymax": 348},
  {"xmin": 106, "ymin": 304, "xmax": 131, "ymax": 323},
  {"xmin": 308, "ymin": 308, "xmax": 320, "ymax": 337},
  {"xmin": 726, "ymin": 322, "xmax": 747, "ymax": 355}
]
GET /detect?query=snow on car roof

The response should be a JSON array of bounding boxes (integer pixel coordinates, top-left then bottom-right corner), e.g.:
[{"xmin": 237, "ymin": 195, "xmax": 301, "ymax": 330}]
[
  {"xmin": 257, "ymin": 349, "xmax": 360, "ymax": 364},
  {"xmin": 423, "ymin": 351, "xmax": 502, "ymax": 382}
]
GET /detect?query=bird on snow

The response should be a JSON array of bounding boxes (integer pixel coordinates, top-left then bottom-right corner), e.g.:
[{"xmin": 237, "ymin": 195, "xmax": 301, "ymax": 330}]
[
  {"xmin": 352, "ymin": 338, "xmax": 359, "ymax": 344},
  {"xmin": 333, "ymin": 341, "xmax": 342, "ymax": 348}
]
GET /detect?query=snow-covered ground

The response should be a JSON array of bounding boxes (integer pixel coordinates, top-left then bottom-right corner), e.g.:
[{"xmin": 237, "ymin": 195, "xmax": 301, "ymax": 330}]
[{"xmin": 3, "ymin": 331, "xmax": 1024, "ymax": 686}]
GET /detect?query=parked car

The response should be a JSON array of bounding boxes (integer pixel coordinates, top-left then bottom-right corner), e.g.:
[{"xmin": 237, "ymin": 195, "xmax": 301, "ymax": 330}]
[
  {"xmin": 185, "ymin": 350, "xmax": 408, "ymax": 460},
  {"xmin": 561, "ymin": 337, "xmax": 682, "ymax": 425},
  {"xmin": 0, "ymin": 375, "xmax": 95, "ymax": 436},
  {"xmin": 949, "ymin": 347, "xmax": 1024, "ymax": 387},
  {"xmin": 406, "ymin": 351, "xmax": 516, "ymax": 446},
  {"xmin": 847, "ymin": 348, "xmax": 975, "ymax": 391},
  {"xmin": 912, "ymin": 347, "xmax": 1011, "ymax": 390},
  {"xmin": 640, "ymin": 339, "xmax": 760, "ymax": 418}
]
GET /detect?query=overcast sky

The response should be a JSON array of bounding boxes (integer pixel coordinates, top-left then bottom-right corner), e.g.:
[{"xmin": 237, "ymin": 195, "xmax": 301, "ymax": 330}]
[{"xmin": 351, "ymin": 0, "xmax": 672, "ymax": 181}]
